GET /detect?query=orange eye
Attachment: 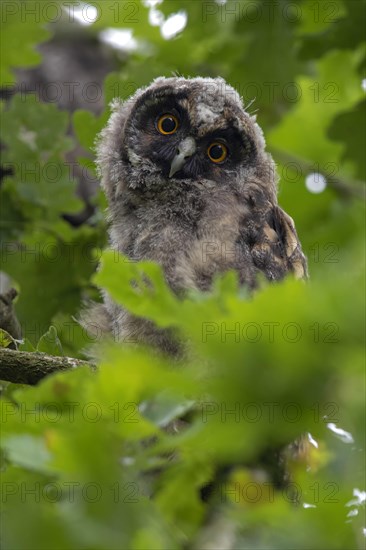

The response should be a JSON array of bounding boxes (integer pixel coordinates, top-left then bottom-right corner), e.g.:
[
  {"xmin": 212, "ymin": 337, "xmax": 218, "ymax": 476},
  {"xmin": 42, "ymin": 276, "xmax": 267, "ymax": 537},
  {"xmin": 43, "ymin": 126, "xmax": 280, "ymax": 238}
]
[
  {"xmin": 207, "ymin": 142, "xmax": 228, "ymax": 163},
  {"xmin": 157, "ymin": 114, "xmax": 179, "ymax": 135}
]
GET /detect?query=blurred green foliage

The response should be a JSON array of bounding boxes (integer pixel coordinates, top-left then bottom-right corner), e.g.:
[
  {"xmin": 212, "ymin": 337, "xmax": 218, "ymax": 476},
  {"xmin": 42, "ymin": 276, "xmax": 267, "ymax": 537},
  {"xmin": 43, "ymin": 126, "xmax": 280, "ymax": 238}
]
[{"xmin": 0, "ymin": 0, "xmax": 365, "ymax": 548}]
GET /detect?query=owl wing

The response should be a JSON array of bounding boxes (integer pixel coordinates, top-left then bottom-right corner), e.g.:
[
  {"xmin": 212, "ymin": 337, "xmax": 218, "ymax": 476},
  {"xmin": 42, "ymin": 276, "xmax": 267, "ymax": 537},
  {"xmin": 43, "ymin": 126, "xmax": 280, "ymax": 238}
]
[{"xmin": 242, "ymin": 202, "xmax": 308, "ymax": 282}]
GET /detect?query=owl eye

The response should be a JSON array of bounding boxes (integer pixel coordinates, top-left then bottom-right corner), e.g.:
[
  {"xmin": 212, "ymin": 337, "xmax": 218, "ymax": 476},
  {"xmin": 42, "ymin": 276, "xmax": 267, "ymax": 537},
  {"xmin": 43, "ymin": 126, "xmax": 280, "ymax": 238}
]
[
  {"xmin": 157, "ymin": 114, "xmax": 179, "ymax": 135},
  {"xmin": 207, "ymin": 142, "xmax": 228, "ymax": 163}
]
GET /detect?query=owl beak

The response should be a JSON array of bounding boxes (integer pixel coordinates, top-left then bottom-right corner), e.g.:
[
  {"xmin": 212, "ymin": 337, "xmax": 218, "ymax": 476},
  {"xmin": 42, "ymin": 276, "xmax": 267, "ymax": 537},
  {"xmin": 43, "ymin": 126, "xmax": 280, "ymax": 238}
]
[{"xmin": 169, "ymin": 137, "xmax": 196, "ymax": 178}]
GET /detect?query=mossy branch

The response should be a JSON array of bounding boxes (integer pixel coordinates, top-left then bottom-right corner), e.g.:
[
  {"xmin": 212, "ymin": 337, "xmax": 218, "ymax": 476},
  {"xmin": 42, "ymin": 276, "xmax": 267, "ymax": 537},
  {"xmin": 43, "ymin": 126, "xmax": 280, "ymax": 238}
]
[{"xmin": 0, "ymin": 348, "xmax": 95, "ymax": 385}]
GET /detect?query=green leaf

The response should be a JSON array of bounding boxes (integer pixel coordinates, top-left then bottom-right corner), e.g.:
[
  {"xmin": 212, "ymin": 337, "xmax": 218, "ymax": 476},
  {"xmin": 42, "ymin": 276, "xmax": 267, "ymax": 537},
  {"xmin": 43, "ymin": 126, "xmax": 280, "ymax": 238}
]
[
  {"xmin": 18, "ymin": 338, "xmax": 36, "ymax": 352},
  {"xmin": 2, "ymin": 434, "xmax": 53, "ymax": 473},
  {"xmin": 0, "ymin": 328, "xmax": 14, "ymax": 348},
  {"xmin": 73, "ymin": 109, "xmax": 108, "ymax": 152},
  {"xmin": 141, "ymin": 391, "xmax": 195, "ymax": 428},
  {"xmin": 37, "ymin": 325, "xmax": 63, "ymax": 356},
  {"xmin": 225, "ymin": 0, "xmax": 306, "ymax": 127},
  {"xmin": 300, "ymin": 0, "xmax": 366, "ymax": 59},
  {"xmin": 268, "ymin": 48, "xmax": 365, "ymax": 172},
  {"xmin": 328, "ymin": 99, "xmax": 366, "ymax": 180},
  {"xmin": 0, "ymin": 0, "xmax": 51, "ymax": 85},
  {"xmin": 3, "ymin": 227, "xmax": 104, "ymax": 345},
  {"xmin": 94, "ymin": 250, "xmax": 181, "ymax": 328},
  {"xmin": 1, "ymin": 95, "xmax": 81, "ymax": 234}
]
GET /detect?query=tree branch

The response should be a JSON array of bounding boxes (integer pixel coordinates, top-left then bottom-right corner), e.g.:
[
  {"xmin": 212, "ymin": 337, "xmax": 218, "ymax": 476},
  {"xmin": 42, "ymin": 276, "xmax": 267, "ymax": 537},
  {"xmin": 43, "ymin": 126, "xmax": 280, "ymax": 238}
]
[
  {"xmin": 0, "ymin": 348, "xmax": 95, "ymax": 385},
  {"xmin": 272, "ymin": 148, "xmax": 365, "ymax": 200}
]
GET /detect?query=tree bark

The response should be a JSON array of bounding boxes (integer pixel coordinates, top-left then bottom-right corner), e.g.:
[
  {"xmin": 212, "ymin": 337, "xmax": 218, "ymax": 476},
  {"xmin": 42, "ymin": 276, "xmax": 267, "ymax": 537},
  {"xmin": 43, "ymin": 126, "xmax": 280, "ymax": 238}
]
[{"xmin": 0, "ymin": 348, "xmax": 95, "ymax": 385}]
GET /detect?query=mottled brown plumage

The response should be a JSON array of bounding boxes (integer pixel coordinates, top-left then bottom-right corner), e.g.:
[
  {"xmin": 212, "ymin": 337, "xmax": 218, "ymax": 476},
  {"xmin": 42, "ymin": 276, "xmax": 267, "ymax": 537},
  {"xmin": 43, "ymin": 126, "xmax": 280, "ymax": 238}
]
[{"xmin": 84, "ymin": 77, "xmax": 307, "ymax": 353}]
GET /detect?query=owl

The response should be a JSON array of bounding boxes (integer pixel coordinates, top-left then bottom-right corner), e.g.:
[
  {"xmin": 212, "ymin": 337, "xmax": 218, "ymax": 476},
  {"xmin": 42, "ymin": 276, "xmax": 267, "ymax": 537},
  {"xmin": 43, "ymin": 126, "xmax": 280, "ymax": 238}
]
[{"xmin": 85, "ymin": 77, "xmax": 307, "ymax": 353}]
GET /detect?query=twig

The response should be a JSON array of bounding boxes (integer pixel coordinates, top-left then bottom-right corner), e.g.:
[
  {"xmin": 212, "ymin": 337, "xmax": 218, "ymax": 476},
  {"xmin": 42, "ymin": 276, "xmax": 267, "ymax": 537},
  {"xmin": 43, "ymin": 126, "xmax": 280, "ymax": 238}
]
[
  {"xmin": 271, "ymin": 148, "xmax": 365, "ymax": 200},
  {"xmin": 0, "ymin": 348, "xmax": 95, "ymax": 385}
]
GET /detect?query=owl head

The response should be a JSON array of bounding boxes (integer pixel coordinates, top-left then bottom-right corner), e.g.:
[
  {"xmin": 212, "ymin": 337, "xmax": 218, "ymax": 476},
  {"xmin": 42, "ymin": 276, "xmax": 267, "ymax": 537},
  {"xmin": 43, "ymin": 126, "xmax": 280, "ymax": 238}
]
[{"xmin": 96, "ymin": 77, "xmax": 277, "ymax": 204}]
